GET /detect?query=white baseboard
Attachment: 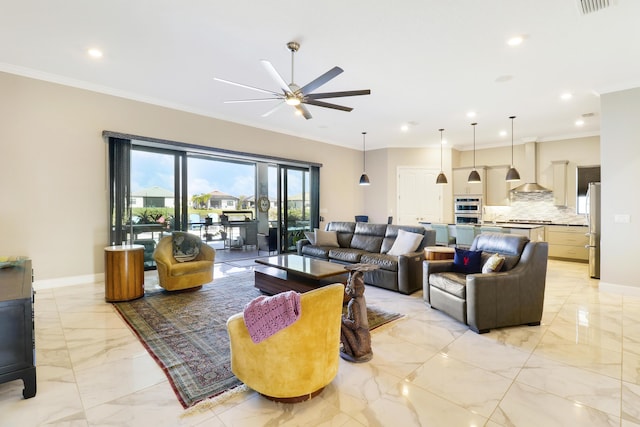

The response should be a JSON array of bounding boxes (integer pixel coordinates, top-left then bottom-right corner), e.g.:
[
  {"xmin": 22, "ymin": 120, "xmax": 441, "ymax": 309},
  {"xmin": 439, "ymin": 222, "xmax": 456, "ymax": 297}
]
[
  {"xmin": 34, "ymin": 273, "xmax": 105, "ymax": 291},
  {"xmin": 599, "ymin": 281, "xmax": 640, "ymax": 297}
]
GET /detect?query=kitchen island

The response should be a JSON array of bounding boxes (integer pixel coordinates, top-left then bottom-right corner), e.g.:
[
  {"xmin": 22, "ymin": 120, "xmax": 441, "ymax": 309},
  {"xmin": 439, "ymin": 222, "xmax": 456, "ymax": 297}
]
[{"xmin": 420, "ymin": 222, "xmax": 546, "ymax": 241}]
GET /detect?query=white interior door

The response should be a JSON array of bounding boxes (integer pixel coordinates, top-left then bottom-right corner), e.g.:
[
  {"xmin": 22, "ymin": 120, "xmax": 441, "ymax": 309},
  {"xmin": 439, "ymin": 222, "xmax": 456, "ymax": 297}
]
[{"xmin": 397, "ymin": 167, "xmax": 442, "ymax": 225}]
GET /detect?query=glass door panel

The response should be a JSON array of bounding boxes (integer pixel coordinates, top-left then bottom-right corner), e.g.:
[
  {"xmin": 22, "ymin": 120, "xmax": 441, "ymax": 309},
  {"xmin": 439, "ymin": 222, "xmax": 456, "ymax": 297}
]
[
  {"xmin": 130, "ymin": 148, "xmax": 178, "ymax": 269},
  {"xmin": 187, "ymin": 156, "xmax": 256, "ymax": 249},
  {"xmin": 281, "ymin": 167, "xmax": 310, "ymax": 252}
]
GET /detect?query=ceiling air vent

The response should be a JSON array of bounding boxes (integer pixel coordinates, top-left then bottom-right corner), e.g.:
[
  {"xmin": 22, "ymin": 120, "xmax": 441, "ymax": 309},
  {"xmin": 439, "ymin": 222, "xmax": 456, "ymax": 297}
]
[{"xmin": 577, "ymin": 0, "xmax": 614, "ymax": 15}]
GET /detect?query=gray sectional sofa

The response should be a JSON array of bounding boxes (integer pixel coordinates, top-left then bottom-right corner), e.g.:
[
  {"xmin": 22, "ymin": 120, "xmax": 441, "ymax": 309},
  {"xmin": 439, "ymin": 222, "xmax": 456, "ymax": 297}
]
[{"xmin": 296, "ymin": 221, "xmax": 436, "ymax": 294}]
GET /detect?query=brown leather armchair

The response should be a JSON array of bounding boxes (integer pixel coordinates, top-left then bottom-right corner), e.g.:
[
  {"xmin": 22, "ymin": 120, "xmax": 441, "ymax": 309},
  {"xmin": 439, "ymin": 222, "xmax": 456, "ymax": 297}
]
[
  {"xmin": 153, "ymin": 235, "xmax": 215, "ymax": 291},
  {"xmin": 423, "ymin": 233, "xmax": 548, "ymax": 333},
  {"xmin": 226, "ymin": 283, "xmax": 343, "ymax": 402}
]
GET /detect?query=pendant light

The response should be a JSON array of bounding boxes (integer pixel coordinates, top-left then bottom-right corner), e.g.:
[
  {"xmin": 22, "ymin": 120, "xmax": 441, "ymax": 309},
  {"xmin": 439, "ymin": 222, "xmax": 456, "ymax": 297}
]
[
  {"xmin": 359, "ymin": 131, "xmax": 370, "ymax": 185},
  {"xmin": 505, "ymin": 115, "xmax": 521, "ymax": 182},
  {"xmin": 436, "ymin": 128, "xmax": 448, "ymax": 184},
  {"xmin": 467, "ymin": 122, "xmax": 481, "ymax": 183}
]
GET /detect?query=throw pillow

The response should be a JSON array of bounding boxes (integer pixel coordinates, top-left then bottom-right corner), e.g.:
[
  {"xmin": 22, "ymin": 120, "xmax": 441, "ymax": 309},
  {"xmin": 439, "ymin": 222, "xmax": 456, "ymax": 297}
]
[
  {"xmin": 304, "ymin": 231, "xmax": 316, "ymax": 245},
  {"xmin": 172, "ymin": 231, "xmax": 201, "ymax": 262},
  {"xmin": 387, "ymin": 229, "xmax": 423, "ymax": 256},
  {"xmin": 314, "ymin": 229, "xmax": 340, "ymax": 247},
  {"xmin": 482, "ymin": 253, "xmax": 505, "ymax": 273},
  {"xmin": 452, "ymin": 248, "xmax": 483, "ymax": 274}
]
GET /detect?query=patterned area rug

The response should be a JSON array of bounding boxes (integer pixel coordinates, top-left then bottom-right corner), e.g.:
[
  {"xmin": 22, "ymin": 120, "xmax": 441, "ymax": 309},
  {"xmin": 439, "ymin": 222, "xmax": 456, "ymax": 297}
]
[{"xmin": 112, "ymin": 272, "xmax": 402, "ymax": 408}]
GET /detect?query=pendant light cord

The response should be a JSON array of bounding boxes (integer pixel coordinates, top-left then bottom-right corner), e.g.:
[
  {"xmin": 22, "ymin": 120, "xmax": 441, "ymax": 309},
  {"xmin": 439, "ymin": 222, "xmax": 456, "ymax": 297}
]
[
  {"xmin": 362, "ymin": 131, "xmax": 367, "ymax": 172},
  {"xmin": 439, "ymin": 128, "xmax": 444, "ymax": 169},
  {"xmin": 510, "ymin": 116, "xmax": 516, "ymax": 165},
  {"xmin": 472, "ymin": 122, "xmax": 477, "ymax": 168}
]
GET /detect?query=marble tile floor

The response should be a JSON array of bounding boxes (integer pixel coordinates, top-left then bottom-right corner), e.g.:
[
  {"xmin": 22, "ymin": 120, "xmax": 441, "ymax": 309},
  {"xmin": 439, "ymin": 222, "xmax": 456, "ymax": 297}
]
[{"xmin": 2, "ymin": 259, "xmax": 640, "ymax": 426}]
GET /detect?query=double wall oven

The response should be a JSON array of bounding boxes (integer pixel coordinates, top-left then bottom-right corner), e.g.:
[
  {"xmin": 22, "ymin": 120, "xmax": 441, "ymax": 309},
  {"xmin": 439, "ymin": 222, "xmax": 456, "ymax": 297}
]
[{"xmin": 454, "ymin": 195, "xmax": 482, "ymax": 224}]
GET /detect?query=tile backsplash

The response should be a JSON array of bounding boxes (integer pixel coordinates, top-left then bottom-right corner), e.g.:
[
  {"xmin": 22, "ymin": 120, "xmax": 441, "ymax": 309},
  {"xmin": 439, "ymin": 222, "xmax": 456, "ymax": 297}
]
[{"xmin": 484, "ymin": 192, "xmax": 587, "ymax": 225}]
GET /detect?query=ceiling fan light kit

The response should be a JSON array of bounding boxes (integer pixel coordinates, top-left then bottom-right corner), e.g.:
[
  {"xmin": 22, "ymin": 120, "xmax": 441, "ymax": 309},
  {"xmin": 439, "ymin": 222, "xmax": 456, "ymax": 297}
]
[{"xmin": 215, "ymin": 41, "xmax": 371, "ymax": 120}]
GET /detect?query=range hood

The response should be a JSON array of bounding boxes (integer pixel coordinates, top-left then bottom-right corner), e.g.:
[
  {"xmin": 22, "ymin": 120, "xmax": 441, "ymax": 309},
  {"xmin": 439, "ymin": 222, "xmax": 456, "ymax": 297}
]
[
  {"xmin": 509, "ymin": 141, "xmax": 552, "ymax": 193},
  {"xmin": 511, "ymin": 182, "xmax": 551, "ymax": 193}
]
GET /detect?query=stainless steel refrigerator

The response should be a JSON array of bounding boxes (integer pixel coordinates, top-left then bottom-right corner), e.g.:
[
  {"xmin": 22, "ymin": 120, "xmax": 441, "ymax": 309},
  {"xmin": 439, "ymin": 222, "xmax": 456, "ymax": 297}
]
[{"xmin": 586, "ymin": 182, "xmax": 601, "ymax": 278}]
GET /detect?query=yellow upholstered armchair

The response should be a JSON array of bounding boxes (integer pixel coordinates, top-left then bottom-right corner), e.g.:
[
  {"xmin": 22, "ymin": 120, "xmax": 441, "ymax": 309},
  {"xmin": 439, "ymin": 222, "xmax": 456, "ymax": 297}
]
[
  {"xmin": 153, "ymin": 233, "xmax": 215, "ymax": 291},
  {"xmin": 226, "ymin": 283, "xmax": 344, "ymax": 402}
]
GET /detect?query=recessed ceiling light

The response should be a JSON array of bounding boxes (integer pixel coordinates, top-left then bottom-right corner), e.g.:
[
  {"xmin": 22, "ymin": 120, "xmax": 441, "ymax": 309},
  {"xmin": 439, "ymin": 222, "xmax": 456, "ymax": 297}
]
[
  {"xmin": 401, "ymin": 124, "xmax": 409, "ymax": 132},
  {"xmin": 575, "ymin": 119, "xmax": 585, "ymax": 126},
  {"xmin": 499, "ymin": 130, "xmax": 508, "ymax": 137},
  {"xmin": 561, "ymin": 92, "xmax": 573, "ymax": 100},
  {"xmin": 495, "ymin": 75, "xmax": 513, "ymax": 83},
  {"xmin": 507, "ymin": 36, "xmax": 524, "ymax": 46},
  {"xmin": 88, "ymin": 48, "xmax": 103, "ymax": 58},
  {"xmin": 466, "ymin": 111, "xmax": 477, "ymax": 118},
  {"xmin": 441, "ymin": 139, "xmax": 448, "ymax": 145}
]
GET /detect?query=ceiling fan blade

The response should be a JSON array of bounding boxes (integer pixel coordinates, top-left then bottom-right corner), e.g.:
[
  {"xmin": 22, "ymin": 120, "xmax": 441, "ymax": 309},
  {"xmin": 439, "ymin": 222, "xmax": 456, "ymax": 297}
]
[
  {"xmin": 224, "ymin": 98, "xmax": 282, "ymax": 104},
  {"xmin": 303, "ymin": 99, "xmax": 353, "ymax": 112},
  {"xmin": 296, "ymin": 104, "xmax": 313, "ymax": 119},
  {"xmin": 299, "ymin": 66, "xmax": 343, "ymax": 95},
  {"xmin": 305, "ymin": 89, "xmax": 371, "ymax": 100},
  {"xmin": 213, "ymin": 77, "xmax": 279, "ymax": 96},
  {"xmin": 262, "ymin": 101, "xmax": 286, "ymax": 117},
  {"xmin": 260, "ymin": 60, "xmax": 291, "ymax": 94}
]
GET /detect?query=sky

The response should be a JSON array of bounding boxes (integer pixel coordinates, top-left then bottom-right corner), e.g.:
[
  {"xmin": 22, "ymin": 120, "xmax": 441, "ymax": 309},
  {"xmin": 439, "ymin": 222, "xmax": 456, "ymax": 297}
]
[{"xmin": 130, "ymin": 150, "xmax": 302, "ymax": 199}]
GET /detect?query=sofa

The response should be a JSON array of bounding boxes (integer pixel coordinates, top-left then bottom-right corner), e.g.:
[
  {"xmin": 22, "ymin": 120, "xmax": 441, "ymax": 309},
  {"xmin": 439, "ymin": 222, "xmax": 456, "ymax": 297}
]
[
  {"xmin": 296, "ymin": 221, "xmax": 436, "ymax": 294},
  {"xmin": 423, "ymin": 232, "xmax": 548, "ymax": 333}
]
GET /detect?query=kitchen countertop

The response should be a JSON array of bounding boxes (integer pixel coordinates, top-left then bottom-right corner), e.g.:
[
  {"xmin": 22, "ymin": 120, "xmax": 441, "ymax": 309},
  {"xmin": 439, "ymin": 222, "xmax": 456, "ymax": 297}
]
[
  {"xmin": 419, "ymin": 221, "xmax": 587, "ymax": 229},
  {"xmin": 491, "ymin": 223, "xmax": 545, "ymax": 229},
  {"xmin": 494, "ymin": 222, "xmax": 587, "ymax": 228},
  {"xmin": 419, "ymin": 221, "xmax": 545, "ymax": 229}
]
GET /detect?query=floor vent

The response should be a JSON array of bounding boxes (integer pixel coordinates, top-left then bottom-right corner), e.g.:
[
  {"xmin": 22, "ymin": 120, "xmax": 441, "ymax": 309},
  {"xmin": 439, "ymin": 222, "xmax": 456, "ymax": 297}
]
[{"xmin": 577, "ymin": 0, "xmax": 614, "ymax": 15}]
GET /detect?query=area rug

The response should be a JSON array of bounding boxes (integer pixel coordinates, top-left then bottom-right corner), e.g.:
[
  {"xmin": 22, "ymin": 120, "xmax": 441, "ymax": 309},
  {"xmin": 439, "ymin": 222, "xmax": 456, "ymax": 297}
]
[{"xmin": 112, "ymin": 272, "xmax": 403, "ymax": 408}]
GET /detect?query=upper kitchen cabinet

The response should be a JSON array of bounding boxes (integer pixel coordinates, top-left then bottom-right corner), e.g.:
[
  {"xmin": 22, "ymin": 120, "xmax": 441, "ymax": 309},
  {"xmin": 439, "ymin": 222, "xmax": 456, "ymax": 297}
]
[
  {"xmin": 486, "ymin": 165, "xmax": 510, "ymax": 206},
  {"xmin": 453, "ymin": 167, "xmax": 486, "ymax": 196},
  {"xmin": 552, "ymin": 160, "xmax": 569, "ymax": 206}
]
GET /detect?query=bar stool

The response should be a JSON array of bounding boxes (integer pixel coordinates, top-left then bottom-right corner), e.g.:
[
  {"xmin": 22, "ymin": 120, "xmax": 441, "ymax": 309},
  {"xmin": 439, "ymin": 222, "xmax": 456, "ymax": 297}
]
[
  {"xmin": 432, "ymin": 223, "xmax": 456, "ymax": 247},
  {"xmin": 455, "ymin": 225, "xmax": 478, "ymax": 249}
]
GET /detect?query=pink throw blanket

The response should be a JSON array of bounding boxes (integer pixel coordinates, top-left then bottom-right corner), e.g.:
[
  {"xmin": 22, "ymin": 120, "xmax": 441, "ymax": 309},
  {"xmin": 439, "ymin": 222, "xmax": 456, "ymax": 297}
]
[{"xmin": 243, "ymin": 291, "xmax": 301, "ymax": 344}]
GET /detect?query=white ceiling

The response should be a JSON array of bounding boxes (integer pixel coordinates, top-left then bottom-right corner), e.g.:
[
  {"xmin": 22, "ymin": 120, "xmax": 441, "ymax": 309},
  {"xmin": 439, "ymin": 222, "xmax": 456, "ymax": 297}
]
[{"xmin": 2, "ymin": 0, "xmax": 640, "ymax": 151}]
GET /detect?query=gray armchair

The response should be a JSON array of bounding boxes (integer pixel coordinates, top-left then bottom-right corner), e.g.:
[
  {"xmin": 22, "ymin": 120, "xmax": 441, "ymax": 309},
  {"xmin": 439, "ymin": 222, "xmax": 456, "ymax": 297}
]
[{"xmin": 423, "ymin": 233, "xmax": 548, "ymax": 333}]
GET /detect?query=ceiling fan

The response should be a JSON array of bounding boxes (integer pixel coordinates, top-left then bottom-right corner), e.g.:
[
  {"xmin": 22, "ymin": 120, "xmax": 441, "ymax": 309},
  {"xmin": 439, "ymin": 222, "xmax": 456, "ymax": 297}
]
[{"xmin": 214, "ymin": 41, "xmax": 371, "ymax": 120}]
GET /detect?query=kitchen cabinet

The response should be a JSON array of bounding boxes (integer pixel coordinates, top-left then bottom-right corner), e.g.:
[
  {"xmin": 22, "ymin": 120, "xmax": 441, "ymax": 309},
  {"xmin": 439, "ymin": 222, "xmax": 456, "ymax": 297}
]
[
  {"xmin": 552, "ymin": 160, "xmax": 569, "ymax": 206},
  {"xmin": 486, "ymin": 165, "xmax": 510, "ymax": 206},
  {"xmin": 546, "ymin": 225, "xmax": 588, "ymax": 261},
  {"xmin": 453, "ymin": 167, "xmax": 486, "ymax": 196}
]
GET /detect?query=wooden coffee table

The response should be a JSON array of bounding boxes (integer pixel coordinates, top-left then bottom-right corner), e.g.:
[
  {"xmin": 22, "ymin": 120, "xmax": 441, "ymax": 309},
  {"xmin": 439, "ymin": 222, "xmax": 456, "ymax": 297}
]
[{"xmin": 254, "ymin": 255, "xmax": 349, "ymax": 295}]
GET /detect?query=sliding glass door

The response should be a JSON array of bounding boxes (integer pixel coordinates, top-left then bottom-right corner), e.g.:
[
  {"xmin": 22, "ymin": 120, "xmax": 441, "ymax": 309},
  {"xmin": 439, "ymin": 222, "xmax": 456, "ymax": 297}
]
[
  {"xmin": 107, "ymin": 134, "xmax": 320, "ymax": 260},
  {"xmin": 280, "ymin": 166, "xmax": 311, "ymax": 252}
]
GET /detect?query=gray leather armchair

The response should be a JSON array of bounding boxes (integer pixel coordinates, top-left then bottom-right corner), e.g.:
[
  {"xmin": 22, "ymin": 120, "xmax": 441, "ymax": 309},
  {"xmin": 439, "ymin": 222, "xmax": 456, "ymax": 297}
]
[{"xmin": 423, "ymin": 233, "xmax": 548, "ymax": 333}]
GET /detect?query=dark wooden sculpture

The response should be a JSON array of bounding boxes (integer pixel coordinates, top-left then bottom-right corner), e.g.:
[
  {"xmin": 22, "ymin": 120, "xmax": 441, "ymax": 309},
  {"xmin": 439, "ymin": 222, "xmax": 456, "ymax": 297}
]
[{"xmin": 340, "ymin": 263, "xmax": 379, "ymax": 363}]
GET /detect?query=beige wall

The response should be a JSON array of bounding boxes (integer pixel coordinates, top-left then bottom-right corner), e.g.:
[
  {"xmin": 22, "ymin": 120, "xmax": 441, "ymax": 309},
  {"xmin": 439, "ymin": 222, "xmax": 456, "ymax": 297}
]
[
  {"xmin": 0, "ymin": 72, "xmax": 363, "ymax": 282},
  {"xmin": 363, "ymin": 146, "xmax": 453, "ymax": 224},
  {"xmin": 4, "ymin": 70, "xmax": 630, "ymax": 293},
  {"xmin": 600, "ymin": 87, "xmax": 640, "ymax": 291}
]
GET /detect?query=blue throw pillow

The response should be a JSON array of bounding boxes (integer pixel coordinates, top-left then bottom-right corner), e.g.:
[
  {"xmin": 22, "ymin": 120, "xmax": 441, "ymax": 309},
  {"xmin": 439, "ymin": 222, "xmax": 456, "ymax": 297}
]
[{"xmin": 452, "ymin": 248, "xmax": 483, "ymax": 274}]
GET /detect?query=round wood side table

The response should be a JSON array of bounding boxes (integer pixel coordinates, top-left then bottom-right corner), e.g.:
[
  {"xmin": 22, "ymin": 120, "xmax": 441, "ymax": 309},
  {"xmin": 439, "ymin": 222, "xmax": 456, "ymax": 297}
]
[
  {"xmin": 424, "ymin": 246, "xmax": 455, "ymax": 261},
  {"xmin": 104, "ymin": 244, "xmax": 145, "ymax": 302}
]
